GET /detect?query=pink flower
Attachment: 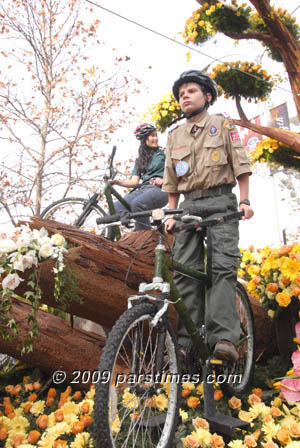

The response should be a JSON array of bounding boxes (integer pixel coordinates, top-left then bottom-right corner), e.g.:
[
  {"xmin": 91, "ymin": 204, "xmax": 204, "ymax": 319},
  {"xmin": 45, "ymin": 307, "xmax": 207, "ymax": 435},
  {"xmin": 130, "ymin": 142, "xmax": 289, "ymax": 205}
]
[
  {"xmin": 280, "ymin": 378, "xmax": 300, "ymax": 403},
  {"xmin": 292, "ymin": 350, "xmax": 300, "ymax": 376}
]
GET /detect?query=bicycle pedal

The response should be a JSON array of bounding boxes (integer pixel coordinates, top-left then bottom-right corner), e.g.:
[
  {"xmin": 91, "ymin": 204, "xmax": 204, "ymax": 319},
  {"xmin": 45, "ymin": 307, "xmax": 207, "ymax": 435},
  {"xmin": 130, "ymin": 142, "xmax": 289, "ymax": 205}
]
[{"xmin": 209, "ymin": 358, "xmax": 225, "ymax": 366}]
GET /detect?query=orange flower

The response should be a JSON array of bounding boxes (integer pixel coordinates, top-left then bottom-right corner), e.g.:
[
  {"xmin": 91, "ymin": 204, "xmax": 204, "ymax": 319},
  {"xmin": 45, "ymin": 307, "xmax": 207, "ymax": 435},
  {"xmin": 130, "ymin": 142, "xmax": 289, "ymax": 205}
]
[
  {"xmin": 4, "ymin": 404, "xmax": 14, "ymax": 416},
  {"xmin": 27, "ymin": 430, "xmax": 41, "ymax": 444},
  {"xmin": 211, "ymin": 433, "xmax": 225, "ymax": 448},
  {"xmin": 292, "ymin": 286, "xmax": 300, "ymax": 297},
  {"xmin": 276, "ymin": 427, "xmax": 291, "ymax": 444},
  {"xmin": 187, "ymin": 396, "xmax": 200, "ymax": 408},
  {"xmin": 46, "ymin": 397, "xmax": 55, "ymax": 407},
  {"xmin": 25, "ymin": 383, "xmax": 34, "ymax": 392},
  {"xmin": 54, "ymin": 440, "xmax": 68, "ymax": 448},
  {"xmin": 228, "ymin": 396, "xmax": 242, "ymax": 410},
  {"xmin": 36, "ymin": 414, "xmax": 48, "ymax": 429},
  {"xmin": 3, "ymin": 397, "xmax": 11, "ymax": 405},
  {"xmin": 181, "ymin": 389, "xmax": 191, "ymax": 398},
  {"xmin": 81, "ymin": 402, "xmax": 90, "ymax": 413},
  {"xmin": 47, "ymin": 388, "xmax": 57, "ymax": 399},
  {"xmin": 80, "ymin": 415, "xmax": 92, "ymax": 427},
  {"xmin": 281, "ymin": 276, "xmax": 290, "ymax": 286},
  {"xmin": 276, "ymin": 292, "xmax": 291, "ymax": 307},
  {"xmin": 182, "ymin": 435, "xmax": 200, "ymax": 447},
  {"xmin": 252, "ymin": 388, "xmax": 262, "ymax": 398},
  {"xmin": 271, "ymin": 406, "xmax": 282, "ymax": 417},
  {"xmin": 24, "ymin": 403, "xmax": 33, "ymax": 414},
  {"xmin": 0, "ymin": 426, "xmax": 7, "ymax": 441},
  {"xmin": 33, "ymin": 381, "xmax": 41, "ymax": 391},
  {"xmin": 28, "ymin": 393, "xmax": 38, "ymax": 402},
  {"xmin": 267, "ymin": 283, "xmax": 278, "ymax": 293},
  {"xmin": 192, "ymin": 417, "xmax": 209, "ymax": 430},
  {"xmin": 5, "ymin": 385, "xmax": 14, "ymax": 394},
  {"xmin": 73, "ymin": 391, "xmax": 82, "ymax": 400},
  {"xmin": 12, "ymin": 385, "xmax": 22, "ymax": 395},
  {"xmin": 55, "ymin": 410, "xmax": 64, "ymax": 422},
  {"xmin": 11, "ymin": 434, "xmax": 24, "ymax": 447},
  {"xmin": 72, "ymin": 421, "xmax": 85, "ymax": 435},
  {"xmin": 214, "ymin": 389, "xmax": 223, "ymax": 401},
  {"xmin": 279, "ymin": 245, "xmax": 292, "ymax": 256},
  {"xmin": 248, "ymin": 393, "xmax": 261, "ymax": 406},
  {"xmin": 244, "ymin": 434, "xmax": 257, "ymax": 447},
  {"xmin": 290, "ymin": 422, "xmax": 300, "ymax": 438}
]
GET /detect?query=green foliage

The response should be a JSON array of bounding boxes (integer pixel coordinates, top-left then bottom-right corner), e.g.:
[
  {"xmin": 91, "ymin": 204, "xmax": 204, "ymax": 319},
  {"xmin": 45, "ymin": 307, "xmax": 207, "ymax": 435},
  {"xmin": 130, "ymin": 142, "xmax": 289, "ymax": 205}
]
[
  {"xmin": 211, "ymin": 61, "xmax": 273, "ymax": 101},
  {"xmin": 250, "ymin": 137, "xmax": 300, "ymax": 172},
  {"xmin": 209, "ymin": 5, "xmax": 251, "ymax": 33}
]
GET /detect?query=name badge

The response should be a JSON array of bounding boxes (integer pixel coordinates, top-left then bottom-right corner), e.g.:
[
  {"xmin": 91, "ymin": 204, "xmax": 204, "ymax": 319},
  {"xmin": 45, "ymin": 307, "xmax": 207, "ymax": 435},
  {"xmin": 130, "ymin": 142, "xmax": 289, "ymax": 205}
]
[{"xmin": 175, "ymin": 161, "xmax": 189, "ymax": 176}]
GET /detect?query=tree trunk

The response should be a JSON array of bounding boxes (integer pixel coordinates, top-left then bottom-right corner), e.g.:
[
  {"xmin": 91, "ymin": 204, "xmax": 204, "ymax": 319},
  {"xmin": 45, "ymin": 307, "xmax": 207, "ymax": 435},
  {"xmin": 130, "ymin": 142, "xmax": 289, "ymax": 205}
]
[
  {"xmin": 0, "ymin": 297, "xmax": 109, "ymax": 389},
  {"xmin": 233, "ymin": 119, "xmax": 300, "ymax": 152}
]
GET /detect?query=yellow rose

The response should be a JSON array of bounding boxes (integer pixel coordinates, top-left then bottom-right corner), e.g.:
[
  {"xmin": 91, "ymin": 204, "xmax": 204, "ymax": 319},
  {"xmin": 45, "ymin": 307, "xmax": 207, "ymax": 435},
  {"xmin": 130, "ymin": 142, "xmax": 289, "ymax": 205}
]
[
  {"xmin": 275, "ymin": 291, "xmax": 291, "ymax": 307},
  {"xmin": 228, "ymin": 396, "xmax": 242, "ymax": 410}
]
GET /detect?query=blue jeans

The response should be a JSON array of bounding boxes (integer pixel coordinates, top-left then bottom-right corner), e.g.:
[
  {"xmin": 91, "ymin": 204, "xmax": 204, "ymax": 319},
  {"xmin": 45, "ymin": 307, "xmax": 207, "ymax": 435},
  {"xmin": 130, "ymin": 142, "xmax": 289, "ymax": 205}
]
[{"xmin": 113, "ymin": 184, "xmax": 168, "ymax": 231}]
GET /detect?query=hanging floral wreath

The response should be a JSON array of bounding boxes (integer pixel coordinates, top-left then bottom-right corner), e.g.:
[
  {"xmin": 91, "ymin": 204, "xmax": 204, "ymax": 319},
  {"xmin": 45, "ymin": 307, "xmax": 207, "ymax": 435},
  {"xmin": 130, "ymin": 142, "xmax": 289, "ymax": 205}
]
[
  {"xmin": 250, "ymin": 137, "xmax": 300, "ymax": 171},
  {"xmin": 249, "ymin": 8, "xmax": 300, "ymax": 62},
  {"xmin": 183, "ymin": 2, "xmax": 251, "ymax": 45},
  {"xmin": 210, "ymin": 61, "xmax": 273, "ymax": 101},
  {"xmin": 145, "ymin": 93, "xmax": 182, "ymax": 133}
]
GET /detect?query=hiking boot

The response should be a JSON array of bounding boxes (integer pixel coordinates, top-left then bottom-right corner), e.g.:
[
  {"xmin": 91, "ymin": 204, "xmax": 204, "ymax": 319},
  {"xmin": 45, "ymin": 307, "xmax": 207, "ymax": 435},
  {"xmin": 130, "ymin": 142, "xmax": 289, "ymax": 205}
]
[{"xmin": 213, "ymin": 340, "xmax": 239, "ymax": 364}]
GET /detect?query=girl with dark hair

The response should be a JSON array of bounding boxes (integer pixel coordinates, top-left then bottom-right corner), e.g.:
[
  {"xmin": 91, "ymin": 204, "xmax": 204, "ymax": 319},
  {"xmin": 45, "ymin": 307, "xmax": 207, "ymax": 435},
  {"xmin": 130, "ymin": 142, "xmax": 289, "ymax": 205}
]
[{"xmin": 112, "ymin": 123, "xmax": 168, "ymax": 231}]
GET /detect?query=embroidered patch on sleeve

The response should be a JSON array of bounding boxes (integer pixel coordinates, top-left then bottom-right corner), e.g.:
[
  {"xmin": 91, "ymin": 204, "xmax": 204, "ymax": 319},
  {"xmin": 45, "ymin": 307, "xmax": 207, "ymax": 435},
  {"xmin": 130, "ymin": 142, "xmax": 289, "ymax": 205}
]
[{"xmin": 230, "ymin": 130, "xmax": 240, "ymax": 141}]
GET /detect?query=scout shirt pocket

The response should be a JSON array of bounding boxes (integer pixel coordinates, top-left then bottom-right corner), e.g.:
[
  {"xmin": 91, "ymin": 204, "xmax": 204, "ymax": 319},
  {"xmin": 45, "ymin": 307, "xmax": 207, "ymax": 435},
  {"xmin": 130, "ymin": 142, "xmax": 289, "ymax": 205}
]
[
  {"xmin": 171, "ymin": 146, "xmax": 192, "ymax": 179},
  {"xmin": 203, "ymin": 135, "xmax": 228, "ymax": 174}
]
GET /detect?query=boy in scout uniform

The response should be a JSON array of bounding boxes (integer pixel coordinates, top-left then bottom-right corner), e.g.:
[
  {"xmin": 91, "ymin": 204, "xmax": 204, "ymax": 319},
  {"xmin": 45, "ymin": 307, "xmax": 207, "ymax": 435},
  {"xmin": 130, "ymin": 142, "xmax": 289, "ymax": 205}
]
[{"xmin": 163, "ymin": 70, "xmax": 254, "ymax": 364}]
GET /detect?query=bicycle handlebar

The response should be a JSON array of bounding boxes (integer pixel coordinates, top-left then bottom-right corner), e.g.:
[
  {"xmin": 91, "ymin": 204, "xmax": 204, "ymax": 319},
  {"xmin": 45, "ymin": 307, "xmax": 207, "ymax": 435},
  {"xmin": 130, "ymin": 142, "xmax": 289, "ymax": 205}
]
[{"xmin": 96, "ymin": 206, "xmax": 237, "ymax": 226}]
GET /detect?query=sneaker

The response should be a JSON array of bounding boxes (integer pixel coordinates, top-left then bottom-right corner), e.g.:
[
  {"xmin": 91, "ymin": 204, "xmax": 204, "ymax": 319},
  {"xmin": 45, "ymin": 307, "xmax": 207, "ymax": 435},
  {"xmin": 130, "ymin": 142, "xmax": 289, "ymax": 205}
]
[{"xmin": 213, "ymin": 340, "xmax": 239, "ymax": 364}]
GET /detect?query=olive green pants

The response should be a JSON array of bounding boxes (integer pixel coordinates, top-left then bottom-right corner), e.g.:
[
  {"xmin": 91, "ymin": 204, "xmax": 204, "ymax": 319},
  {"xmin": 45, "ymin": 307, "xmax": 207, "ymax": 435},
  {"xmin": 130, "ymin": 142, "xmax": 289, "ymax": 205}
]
[{"xmin": 173, "ymin": 193, "xmax": 240, "ymax": 350}]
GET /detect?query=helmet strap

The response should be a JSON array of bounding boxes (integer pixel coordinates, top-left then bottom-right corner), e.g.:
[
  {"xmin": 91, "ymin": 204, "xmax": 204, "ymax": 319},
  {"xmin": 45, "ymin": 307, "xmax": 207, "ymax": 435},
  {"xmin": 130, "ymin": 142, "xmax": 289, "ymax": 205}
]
[{"xmin": 168, "ymin": 100, "xmax": 209, "ymax": 127}]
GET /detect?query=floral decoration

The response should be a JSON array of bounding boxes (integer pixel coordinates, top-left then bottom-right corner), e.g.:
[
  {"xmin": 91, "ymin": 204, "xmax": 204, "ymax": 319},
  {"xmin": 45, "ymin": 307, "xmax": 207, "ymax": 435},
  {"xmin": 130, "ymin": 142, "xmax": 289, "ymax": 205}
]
[
  {"xmin": 239, "ymin": 243, "xmax": 300, "ymax": 318},
  {"xmin": 145, "ymin": 93, "xmax": 182, "ymax": 133},
  {"xmin": 250, "ymin": 138, "xmax": 300, "ymax": 172},
  {"xmin": 0, "ymin": 226, "xmax": 69, "ymax": 353},
  {"xmin": 249, "ymin": 8, "xmax": 300, "ymax": 62},
  {"xmin": 209, "ymin": 61, "xmax": 273, "ymax": 102},
  {"xmin": 182, "ymin": 2, "xmax": 251, "ymax": 45}
]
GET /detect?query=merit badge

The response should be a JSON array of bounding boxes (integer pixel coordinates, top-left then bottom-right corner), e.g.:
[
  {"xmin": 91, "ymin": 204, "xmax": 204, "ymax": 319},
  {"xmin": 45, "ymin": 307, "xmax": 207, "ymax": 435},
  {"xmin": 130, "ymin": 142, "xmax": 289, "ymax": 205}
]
[
  {"xmin": 212, "ymin": 151, "xmax": 220, "ymax": 162},
  {"xmin": 175, "ymin": 160, "xmax": 189, "ymax": 176},
  {"xmin": 210, "ymin": 125, "xmax": 217, "ymax": 135},
  {"xmin": 230, "ymin": 130, "xmax": 241, "ymax": 142},
  {"xmin": 224, "ymin": 119, "xmax": 235, "ymax": 130}
]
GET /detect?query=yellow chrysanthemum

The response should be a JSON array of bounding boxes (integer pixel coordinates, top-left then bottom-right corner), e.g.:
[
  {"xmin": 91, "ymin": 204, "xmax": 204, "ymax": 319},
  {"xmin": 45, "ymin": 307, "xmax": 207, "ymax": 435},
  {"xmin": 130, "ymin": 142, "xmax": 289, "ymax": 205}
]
[
  {"xmin": 281, "ymin": 258, "xmax": 300, "ymax": 282},
  {"xmin": 192, "ymin": 428, "xmax": 212, "ymax": 446},
  {"xmin": 122, "ymin": 390, "xmax": 140, "ymax": 410},
  {"xmin": 6, "ymin": 416, "xmax": 29, "ymax": 434},
  {"xmin": 30, "ymin": 400, "xmax": 45, "ymax": 416},
  {"xmin": 70, "ymin": 431, "xmax": 90, "ymax": 448},
  {"xmin": 153, "ymin": 393, "xmax": 168, "ymax": 411}
]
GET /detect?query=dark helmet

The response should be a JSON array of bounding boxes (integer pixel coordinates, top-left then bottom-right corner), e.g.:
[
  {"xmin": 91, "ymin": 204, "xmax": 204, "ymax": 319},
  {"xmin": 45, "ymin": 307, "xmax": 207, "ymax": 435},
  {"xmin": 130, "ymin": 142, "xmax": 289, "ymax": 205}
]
[
  {"xmin": 172, "ymin": 70, "xmax": 218, "ymax": 105},
  {"xmin": 134, "ymin": 123, "xmax": 157, "ymax": 141}
]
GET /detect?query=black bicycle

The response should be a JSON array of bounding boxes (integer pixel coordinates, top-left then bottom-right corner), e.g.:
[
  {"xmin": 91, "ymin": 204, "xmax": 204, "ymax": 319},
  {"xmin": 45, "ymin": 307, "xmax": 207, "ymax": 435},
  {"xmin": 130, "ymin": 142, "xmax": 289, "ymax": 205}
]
[
  {"xmin": 40, "ymin": 146, "xmax": 131, "ymax": 239},
  {"xmin": 94, "ymin": 206, "xmax": 255, "ymax": 447}
]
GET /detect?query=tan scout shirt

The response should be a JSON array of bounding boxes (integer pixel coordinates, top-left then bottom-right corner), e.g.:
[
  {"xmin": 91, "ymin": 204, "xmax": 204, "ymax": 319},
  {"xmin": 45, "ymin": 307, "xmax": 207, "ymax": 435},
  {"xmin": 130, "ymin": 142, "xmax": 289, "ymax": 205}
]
[{"xmin": 162, "ymin": 111, "xmax": 251, "ymax": 193}]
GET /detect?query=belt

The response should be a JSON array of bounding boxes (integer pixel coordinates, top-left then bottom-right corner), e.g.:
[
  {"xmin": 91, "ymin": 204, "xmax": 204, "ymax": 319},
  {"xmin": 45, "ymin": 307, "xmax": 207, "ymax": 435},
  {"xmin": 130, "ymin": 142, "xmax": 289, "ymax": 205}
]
[{"xmin": 184, "ymin": 184, "xmax": 233, "ymax": 200}]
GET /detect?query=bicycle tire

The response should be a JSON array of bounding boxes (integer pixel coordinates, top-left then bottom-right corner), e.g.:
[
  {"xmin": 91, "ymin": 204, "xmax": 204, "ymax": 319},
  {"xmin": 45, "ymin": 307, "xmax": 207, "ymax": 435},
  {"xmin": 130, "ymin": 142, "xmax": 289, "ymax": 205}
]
[
  {"xmin": 40, "ymin": 197, "xmax": 109, "ymax": 236},
  {"xmin": 218, "ymin": 282, "xmax": 255, "ymax": 396},
  {"xmin": 94, "ymin": 302, "xmax": 180, "ymax": 448}
]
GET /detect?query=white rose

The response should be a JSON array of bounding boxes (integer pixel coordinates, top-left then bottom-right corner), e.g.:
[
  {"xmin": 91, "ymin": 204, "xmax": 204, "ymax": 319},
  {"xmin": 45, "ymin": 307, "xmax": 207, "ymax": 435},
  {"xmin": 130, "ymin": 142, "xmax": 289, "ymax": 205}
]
[
  {"xmin": 2, "ymin": 273, "xmax": 23, "ymax": 290},
  {"xmin": 38, "ymin": 236, "xmax": 51, "ymax": 246},
  {"xmin": 51, "ymin": 234, "xmax": 65, "ymax": 247},
  {"xmin": 0, "ymin": 239, "xmax": 18, "ymax": 254},
  {"xmin": 13, "ymin": 256, "xmax": 26, "ymax": 272},
  {"xmin": 39, "ymin": 244, "xmax": 54, "ymax": 259},
  {"xmin": 16, "ymin": 235, "xmax": 31, "ymax": 249}
]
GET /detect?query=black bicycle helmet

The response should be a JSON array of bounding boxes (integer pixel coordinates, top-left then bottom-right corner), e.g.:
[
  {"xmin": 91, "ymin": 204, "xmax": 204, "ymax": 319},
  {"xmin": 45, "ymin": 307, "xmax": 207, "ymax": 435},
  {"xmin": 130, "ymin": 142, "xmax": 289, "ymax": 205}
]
[
  {"xmin": 172, "ymin": 70, "xmax": 218, "ymax": 105},
  {"xmin": 134, "ymin": 123, "xmax": 157, "ymax": 141}
]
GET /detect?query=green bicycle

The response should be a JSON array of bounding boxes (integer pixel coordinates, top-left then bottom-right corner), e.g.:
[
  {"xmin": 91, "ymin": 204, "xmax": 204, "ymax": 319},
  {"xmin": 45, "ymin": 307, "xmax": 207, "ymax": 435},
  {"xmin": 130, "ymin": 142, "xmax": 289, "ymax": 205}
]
[
  {"xmin": 40, "ymin": 146, "xmax": 131, "ymax": 239},
  {"xmin": 94, "ymin": 205, "xmax": 255, "ymax": 447}
]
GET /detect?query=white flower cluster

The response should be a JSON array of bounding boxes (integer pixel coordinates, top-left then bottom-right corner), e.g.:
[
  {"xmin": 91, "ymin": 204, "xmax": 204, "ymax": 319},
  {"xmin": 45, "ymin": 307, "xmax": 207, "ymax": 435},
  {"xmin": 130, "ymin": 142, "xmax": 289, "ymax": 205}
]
[{"xmin": 0, "ymin": 226, "xmax": 67, "ymax": 292}]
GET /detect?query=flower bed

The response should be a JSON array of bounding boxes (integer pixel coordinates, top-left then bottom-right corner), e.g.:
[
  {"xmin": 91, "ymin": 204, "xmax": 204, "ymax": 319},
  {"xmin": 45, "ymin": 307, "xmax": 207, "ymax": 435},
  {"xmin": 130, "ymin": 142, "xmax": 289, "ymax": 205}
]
[{"xmin": 239, "ymin": 243, "xmax": 300, "ymax": 318}]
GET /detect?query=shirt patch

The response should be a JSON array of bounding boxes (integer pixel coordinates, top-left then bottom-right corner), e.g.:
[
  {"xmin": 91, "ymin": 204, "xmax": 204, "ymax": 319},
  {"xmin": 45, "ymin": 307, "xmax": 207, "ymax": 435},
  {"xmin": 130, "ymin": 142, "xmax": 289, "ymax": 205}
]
[
  {"xmin": 191, "ymin": 124, "xmax": 199, "ymax": 134},
  {"xmin": 212, "ymin": 151, "xmax": 220, "ymax": 162},
  {"xmin": 224, "ymin": 119, "xmax": 236, "ymax": 130},
  {"xmin": 210, "ymin": 125, "xmax": 217, "ymax": 135},
  {"xmin": 210, "ymin": 166, "xmax": 222, "ymax": 173},
  {"xmin": 174, "ymin": 145, "xmax": 188, "ymax": 150},
  {"xmin": 175, "ymin": 161, "xmax": 189, "ymax": 176},
  {"xmin": 230, "ymin": 130, "xmax": 240, "ymax": 142}
]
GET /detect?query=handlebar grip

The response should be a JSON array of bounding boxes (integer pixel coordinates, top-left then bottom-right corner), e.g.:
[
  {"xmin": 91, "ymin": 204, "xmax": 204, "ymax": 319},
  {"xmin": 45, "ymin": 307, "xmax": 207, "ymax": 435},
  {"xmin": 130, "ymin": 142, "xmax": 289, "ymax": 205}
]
[
  {"xmin": 96, "ymin": 213, "xmax": 121, "ymax": 225},
  {"xmin": 111, "ymin": 145, "xmax": 117, "ymax": 162},
  {"xmin": 186, "ymin": 205, "xmax": 227, "ymax": 217}
]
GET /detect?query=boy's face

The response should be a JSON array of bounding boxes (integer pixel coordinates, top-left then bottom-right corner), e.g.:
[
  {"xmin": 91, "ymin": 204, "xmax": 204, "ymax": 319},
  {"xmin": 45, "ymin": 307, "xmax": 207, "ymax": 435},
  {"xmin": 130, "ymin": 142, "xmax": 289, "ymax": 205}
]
[{"xmin": 178, "ymin": 82, "xmax": 212, "ymax": 115}]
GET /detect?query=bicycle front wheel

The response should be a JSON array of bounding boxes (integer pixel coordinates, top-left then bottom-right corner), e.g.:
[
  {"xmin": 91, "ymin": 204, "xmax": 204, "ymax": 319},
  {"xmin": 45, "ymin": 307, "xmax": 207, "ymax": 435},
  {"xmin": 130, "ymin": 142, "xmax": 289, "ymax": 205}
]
[
  {"xmin": 40, "ymin": 197, "xmax": 108, "ymax": 235},
  {"xmin": 218, "ymin": 282, "xmax": 255, "ymax": 396},
  {"xmin": 94, "ymin": 302, "xmax": 180, "ymax": 448}
]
